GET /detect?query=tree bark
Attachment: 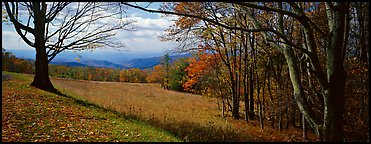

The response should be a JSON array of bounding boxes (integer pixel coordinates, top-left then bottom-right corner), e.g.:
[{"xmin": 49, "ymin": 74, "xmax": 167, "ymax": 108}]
[
  {"xmin": 278, "ymin": 83, "xmax": 282, "ymax": 132},
  {"xmin": 282, "ymin": 45, "xmax": 321, "ymax": 136},
  {"xmin": 249, "ymin": 33, "xmax": 255, "ymax": 120},
  {"xmin": 243, "ymin": 32, "xmax": 249, "ymax": 122},
  {"xmin": 267, "ymin": 70, "xmax": 275, "ymax": 129},
  {"xmin": 356, "ymin": 2, "xmax": 368, "ymax": 64},
  {"xmin": 303, "ymin": 113, "xmax": 308, "ymax": 141},
  {"xmin": 30, "ymin": 2, "xmax": 55, "ymax": 91},
  {"xmin": 322, "ymin": 2, "xmax": 349, "ymax": 141},
  {"xmin": 277, "ymin": 2, "xmax": 322, "ymax": 138}
]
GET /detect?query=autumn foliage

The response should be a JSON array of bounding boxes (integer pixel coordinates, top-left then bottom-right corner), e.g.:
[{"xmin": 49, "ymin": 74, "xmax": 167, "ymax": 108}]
[
  {"xmin": 2, "ymin": 48, "xmax": 33, "ymax": 74},
  {"xmin": 183, "ymin": 51, "xmax": 220, "ymax": 93}
]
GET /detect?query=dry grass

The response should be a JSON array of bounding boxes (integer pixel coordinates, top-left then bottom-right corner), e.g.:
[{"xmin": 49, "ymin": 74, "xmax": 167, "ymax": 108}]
[{"xmin": 51, "ymin": 78, "xmax": 318, "ymax": 142}]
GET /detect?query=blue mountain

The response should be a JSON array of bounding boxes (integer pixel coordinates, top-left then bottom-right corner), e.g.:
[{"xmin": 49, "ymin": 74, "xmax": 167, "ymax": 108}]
[
  {"xmin": 4, "ymin": 49, "xmax": 192, "ymax": 70},
  {"xmin": 126, "ymin": 53, "xmax": 192, "ymax": 69},
  {"xmin": 50, "ymin": 61, "xmax": 88, "ymax": 67}
]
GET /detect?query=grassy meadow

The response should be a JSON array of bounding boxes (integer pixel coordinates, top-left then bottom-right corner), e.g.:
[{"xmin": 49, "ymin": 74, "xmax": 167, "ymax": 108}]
[
  {"xmin": 2, "ymin": 71, "xmax": 320, "ymax": 142},
  {"xmin": 50, "ymin": 76, "xmax": 318, "ymax": 142}
]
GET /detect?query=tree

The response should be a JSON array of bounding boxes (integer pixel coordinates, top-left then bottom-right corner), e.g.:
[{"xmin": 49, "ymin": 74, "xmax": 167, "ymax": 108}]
[
  {"xmin": 168, "ymin": 57, "xmax": 190, "ymax": 91},
  {"xmin": 122, "ymin": 2, "xmax": 354, "ymax": 141},
  {"xmin": 119, "ymin": 68, "xmax": 147, "ymax": 83},
  {"xmin": 146, "ymin": 64, "xmax": 165, "ymax": 84},
  {"xmin": 4, "ymin": 2, "xmax": 131, "ymax": 91},
  {"xmin": 2, "ymin": 48, "xmax": 33, "ymax": 74},
  {"xmin": 160, "ymin": 53, "xmax": 171, "ymax": 89}
]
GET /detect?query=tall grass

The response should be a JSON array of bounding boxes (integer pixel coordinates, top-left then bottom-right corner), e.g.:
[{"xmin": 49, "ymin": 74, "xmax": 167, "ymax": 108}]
[{"xmin": 51, "ymin": 78, "xmax": 317, "ymax": 142}]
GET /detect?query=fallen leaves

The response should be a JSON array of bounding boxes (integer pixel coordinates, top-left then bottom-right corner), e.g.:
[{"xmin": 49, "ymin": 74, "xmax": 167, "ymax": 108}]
[{"xmin": 2, "ymin": 72, "xmax": 182, "ymax": 142}]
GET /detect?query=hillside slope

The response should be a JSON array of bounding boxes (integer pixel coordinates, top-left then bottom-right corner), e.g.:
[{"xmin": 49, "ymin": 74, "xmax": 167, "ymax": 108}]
[
  {"xmin": 1, "ymin": 71, "xmax": 182, "ymax": 142},
  {"xmin": 51, "ymin": 76, "xmax": 318, "ymax": 142}
]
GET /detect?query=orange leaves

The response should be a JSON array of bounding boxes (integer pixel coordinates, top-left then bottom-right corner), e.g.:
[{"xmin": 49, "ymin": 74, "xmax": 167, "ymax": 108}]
[
  {"xmin": 173, "ymin": 2, "xmax": 202, "ymax": 29},
  {"xmin": 183, "ymin": 52, "xmax": 219, "ymax": 91},
  {"xmin": 146, "ymin": 65, "xmax": 165, "ymax": 83},
  {"xmin": 175, "ymin": 17, "xmax": 200, "ymax": 30},
  {"xmin": 183, "ymin": 78, "xmax": 197, "ymax": 91},
  {"xmin": 173, "ymin": 2, "xmax": 201, "ymax": 14},
  {"xmin": 174, "ymin": 2, "xmax": 186, "ymax": 13}
]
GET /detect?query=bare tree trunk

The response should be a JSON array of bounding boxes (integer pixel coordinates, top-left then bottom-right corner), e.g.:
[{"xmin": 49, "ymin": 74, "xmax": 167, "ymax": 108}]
[
  {"xmin": 322, "ymin": 3, "xmax": 349, "ymax": 141},
  {"xmin": 249, "ymin": 65, "xmax": 254, "ymax": 120},
  {"xmin": 259, "ymin": 69, "xmax": 268, "ymax": 129},
  {"xmin": 257, "ymin": 67, "xmax": 262, "ymax": 129},
  {"xmin": 285, "ymin": 94, "xmax": 289, "ymax": 129},
  {"xmin": 278, "ymin": 16, "xmax": 321, "ymax": 140},
  {"xmin": 31, "ymin": 45, "xmax": 55, "ymax": 91},
  {"xmin": 277, "ymin": 82, "xmax": 282, "ymax": 132},
  {"xmin": 219, "ymin": 79, "xmax": 226, "ymax": 118},
  {"xmin": 285, "ymin": 71, "xmax": 290, "ymax": 130},
  {"xmin": 243, "ymin": 32, "xmax": 249, "ymax": 122},
  {"xmin": 222, "ymin": 95, "xmax": 225, "ymax": 118},
  {"xmin": 356, "ymin": 2, "xmax": 368, "ymax": 64},
  {"xmin": 303, "ymin": 113, "xmax": 308, "ymax": 141},
  {"xmin": 291, "ymin": 94, "xmax": 296, "ymax": 128},
  {"xmin": 244, "ymin": 53, "xmax": 249, "ymax": 122},
  {"xmin": 267, "ymin": 71, "xmax": 275, "ymax": 129},
  {"xmin": 30, "ymin": 2, "xmax": 55, "ymax": 91},
  {"xmin": 244, "ymin": 82, "xmax": 249, "ymax": 122},
  {"xmin": 249, "ymin": 33, "xmax": 255, "ymax": 120}
]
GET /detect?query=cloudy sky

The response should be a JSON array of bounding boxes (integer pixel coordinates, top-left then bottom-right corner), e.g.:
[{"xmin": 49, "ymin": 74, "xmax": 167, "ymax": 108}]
[{"xmin": 2, "ymin": 2, "xmax": 178, "ymax": 63}]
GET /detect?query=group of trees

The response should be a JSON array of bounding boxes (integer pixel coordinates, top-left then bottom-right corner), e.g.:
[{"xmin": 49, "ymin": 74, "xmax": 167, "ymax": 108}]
[
  {"xmin": 146, "ymin": 53, "xmax": 191, "ymax": 91},
  {"xmin": 2, "ymin": 48, "xmax": 34, "ymax": 74},
  {"xmin": 1, "ymin": 46, "xmax": 192, "ymax": 86},
  {"xmin": 49, "ymin": 65, "xmax": 118, "ymax": 81},
  {"xmin": 3, "ymin": 2, "xmax": 368, "ymax": 142},
  {"xmin": 122, "ymin": 2, "xmax": 369, "ymax": 141},
  {"xmin": 47, "ymin": 59, "xmax": 192, "ymax": 85},
  {"xmin": 49, "ymin": 65, "xmax": 151, "ymax": 83}
]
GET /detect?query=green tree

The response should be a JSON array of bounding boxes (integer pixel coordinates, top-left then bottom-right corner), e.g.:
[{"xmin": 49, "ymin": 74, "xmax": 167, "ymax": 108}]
[
  {"xmin": 168, "ymin": 57, "xmax": 190, "ymax": 91},
  {"xmin": 160, "ymin": 53, "xmax": 171, "ymax": 89}
]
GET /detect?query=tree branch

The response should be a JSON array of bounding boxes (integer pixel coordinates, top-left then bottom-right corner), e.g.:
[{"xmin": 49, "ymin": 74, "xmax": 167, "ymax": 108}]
[{"xmin": 4, "ymin": 3, "xmax": 35, "ymax": 47}]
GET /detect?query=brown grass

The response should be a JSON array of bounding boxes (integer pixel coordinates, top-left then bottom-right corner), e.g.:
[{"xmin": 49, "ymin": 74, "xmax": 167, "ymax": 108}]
[{"xmin": 51, "ymin": 78, "xmax": 318, "ymax": 142}]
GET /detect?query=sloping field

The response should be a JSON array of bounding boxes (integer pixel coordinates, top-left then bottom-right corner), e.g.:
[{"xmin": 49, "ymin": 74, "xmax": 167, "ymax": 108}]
[
  {"xmin": 51, "ymin": 77, "xmax": 318, "ymax": 142},
  {"xmin": 2, "ymin": 72, "xmax": 181, "ymax": 142}
]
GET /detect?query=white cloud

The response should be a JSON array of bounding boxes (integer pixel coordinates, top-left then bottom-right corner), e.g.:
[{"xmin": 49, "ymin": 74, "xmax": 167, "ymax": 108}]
[
  {"xmin": 115, "ymin": 15, "xmax": 177, "ymax": 54},
  {"xmin": 125, "ymin": 16, "xmax": 173, "ymax": 30},
  {"xmin": 1, "ymin": 30, "xmax": 34, "ymax": 50},
  {"xmin": 2, "ymin": 4, "xmax": 179, "ymax": 58}
]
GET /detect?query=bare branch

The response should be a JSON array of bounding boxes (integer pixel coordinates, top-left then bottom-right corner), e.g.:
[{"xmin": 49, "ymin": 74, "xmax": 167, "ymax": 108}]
[
  {"xmin": 232, "ymin": 2, "xmax": 303, "ymax": 20},
  {"xmin": 46, "ymin": 2, "xmax": 70, "ymax": 23},
  {"xmin": 4, "ymin": 2, "xmax": 35, "ymax": 47}
]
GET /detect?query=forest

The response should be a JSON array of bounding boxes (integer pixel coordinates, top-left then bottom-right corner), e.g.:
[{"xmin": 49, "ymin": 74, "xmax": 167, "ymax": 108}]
[{"xmin": 2, "ymin": 2, "xmax": 369, "ymax": 142}]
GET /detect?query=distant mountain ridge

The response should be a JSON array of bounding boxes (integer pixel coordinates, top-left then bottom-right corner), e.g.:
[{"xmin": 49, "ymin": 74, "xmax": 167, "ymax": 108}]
[
  {"xmin": 5, "ymin": 49, "xmax": 192, "ymax": 69},
  {"xmin": 50, "ymin": 60, "xmax": 130, "ymax": 69},
  {"xmin": 50, "ymin": 61, "xmax": 88, "ymax": 67},
  {"xmin": 125, "ymin": 54, "xmax": 192, "ymax": 69},
  {"xmin": 49, "ymin": 54, "xmax": 192, "ymax": 69},
  {"xmin": 125, "ymin": 57, "xmax": 161, "ymax": 69},
  {"xmin": 79, "ymin": 60, "xmax": 129, "ymax": 69}
]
